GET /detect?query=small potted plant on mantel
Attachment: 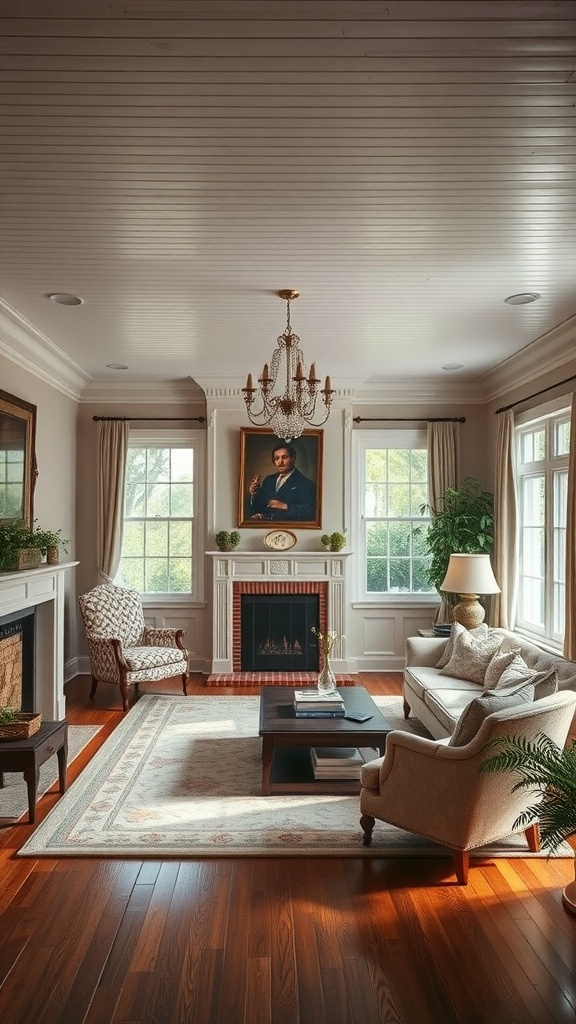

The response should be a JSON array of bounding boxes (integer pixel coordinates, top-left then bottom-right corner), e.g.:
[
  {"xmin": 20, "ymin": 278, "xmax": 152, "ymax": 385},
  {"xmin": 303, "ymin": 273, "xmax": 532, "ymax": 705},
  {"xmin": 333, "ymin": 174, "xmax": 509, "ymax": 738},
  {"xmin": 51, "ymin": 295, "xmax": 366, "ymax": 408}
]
[{"xmin": 0, "ymin": 522, "xmax": 69, "ymax": 571}]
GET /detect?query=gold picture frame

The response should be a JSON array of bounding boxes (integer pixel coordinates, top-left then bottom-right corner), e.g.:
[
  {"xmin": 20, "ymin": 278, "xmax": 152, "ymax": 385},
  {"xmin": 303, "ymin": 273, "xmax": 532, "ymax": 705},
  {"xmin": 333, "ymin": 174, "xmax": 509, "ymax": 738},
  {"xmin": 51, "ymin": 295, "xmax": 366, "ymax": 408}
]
[
  {"xmin": 0, "ymin": 389, "xmax": 37, "ymax": 528},
  {"xmin": 238, "ymin": 428, "xmax": 323, "ymax": 529}
]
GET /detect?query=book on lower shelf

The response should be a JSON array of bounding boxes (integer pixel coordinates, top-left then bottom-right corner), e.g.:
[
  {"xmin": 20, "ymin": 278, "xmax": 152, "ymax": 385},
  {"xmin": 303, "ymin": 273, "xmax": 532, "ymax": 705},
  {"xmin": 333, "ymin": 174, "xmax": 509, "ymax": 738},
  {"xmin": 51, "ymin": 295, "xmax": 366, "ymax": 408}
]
[{"xmin": 310, "ymin": 746, "xmax": 379, "ymax": 779}]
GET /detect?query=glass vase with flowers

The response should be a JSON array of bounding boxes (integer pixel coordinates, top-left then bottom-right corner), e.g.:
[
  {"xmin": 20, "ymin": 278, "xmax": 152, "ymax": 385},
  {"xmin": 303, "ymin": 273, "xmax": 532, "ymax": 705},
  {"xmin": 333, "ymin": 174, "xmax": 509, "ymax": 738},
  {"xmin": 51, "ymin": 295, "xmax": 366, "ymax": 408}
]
[{"xmin": 311, "ymin": 626, "xmax": 345, "ymax": 695}]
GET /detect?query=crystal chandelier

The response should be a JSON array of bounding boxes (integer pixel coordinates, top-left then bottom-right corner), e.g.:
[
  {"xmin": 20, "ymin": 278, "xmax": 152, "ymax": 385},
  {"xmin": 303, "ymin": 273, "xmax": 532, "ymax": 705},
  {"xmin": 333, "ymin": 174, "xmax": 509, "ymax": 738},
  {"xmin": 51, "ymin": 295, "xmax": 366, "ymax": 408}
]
[{"xmin": 242, "ymin": 289, "xmax": 334, "ymax": 443}]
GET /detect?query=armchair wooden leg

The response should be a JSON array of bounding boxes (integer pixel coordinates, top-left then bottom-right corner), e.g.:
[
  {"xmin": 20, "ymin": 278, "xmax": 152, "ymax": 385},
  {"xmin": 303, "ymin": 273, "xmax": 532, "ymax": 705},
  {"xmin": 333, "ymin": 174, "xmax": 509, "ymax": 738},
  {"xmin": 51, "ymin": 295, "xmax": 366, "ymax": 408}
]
[
  {"xmin": 182, "ymin": 672, "xmax": 189, "ymax": 696},
  {"xmin": 90, "ymin": 676, "xmax": 98, "ymax": 699},
  {"xmin": 403, "ymin": 699, "xmax": 411, "ymax": 719},
  {"xmin": 454, "ymin": 850, "xmax": 469, "ymax": 885},
  {"xmin": 120, "ymin": 681, "xmax": 130, "ymax": 712},
  {"xmin": 525, "ymin": 823, "xmax": 540, "ymax": 852},
  {"xmin": 360, "ymin": 814, "xmax": 376, "ymax": 847}
]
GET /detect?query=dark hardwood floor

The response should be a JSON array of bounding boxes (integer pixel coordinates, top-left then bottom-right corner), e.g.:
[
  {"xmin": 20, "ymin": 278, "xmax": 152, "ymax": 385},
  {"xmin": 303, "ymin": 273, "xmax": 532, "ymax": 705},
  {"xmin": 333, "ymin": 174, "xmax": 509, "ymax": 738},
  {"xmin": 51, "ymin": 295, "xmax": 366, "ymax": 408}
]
[{"xmin": 0, "ymin": 674, "xmax": 575, "ymax": 1024}]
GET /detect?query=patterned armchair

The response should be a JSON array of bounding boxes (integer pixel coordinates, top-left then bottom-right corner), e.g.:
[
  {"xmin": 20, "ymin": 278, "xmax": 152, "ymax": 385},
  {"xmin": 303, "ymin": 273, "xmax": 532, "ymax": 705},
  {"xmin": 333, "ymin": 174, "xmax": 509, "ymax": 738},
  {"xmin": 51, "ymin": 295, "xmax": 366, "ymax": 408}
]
[{"xmin": 78, "ymin": 583, "xmax": 189, "ymax": 712}]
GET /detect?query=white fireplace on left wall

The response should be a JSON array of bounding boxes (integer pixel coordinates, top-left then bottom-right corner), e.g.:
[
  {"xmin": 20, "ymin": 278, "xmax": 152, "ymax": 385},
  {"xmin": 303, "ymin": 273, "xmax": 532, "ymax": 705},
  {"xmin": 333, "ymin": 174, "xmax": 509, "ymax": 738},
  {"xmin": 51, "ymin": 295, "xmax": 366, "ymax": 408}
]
[{"xmin": 0, "ymin": 562, "xmax": 78, "ymax": 721}]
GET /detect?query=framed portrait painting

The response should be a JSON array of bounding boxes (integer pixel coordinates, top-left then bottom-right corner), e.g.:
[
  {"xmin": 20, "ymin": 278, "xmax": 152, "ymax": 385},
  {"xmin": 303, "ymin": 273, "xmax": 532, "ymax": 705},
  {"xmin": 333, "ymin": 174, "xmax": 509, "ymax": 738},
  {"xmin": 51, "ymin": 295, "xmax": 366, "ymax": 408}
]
[{"xmin": 238, "ymin": 428, "xmax": 323, "ymax": 529}]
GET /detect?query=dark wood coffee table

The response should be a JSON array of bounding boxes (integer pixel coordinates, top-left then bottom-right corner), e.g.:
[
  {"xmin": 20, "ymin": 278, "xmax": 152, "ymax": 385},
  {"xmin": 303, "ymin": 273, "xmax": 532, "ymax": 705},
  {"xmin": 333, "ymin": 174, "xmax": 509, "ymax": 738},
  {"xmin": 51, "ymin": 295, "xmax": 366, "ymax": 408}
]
[
  {"xmin": 0, "ymin": 720, "xmax": 68, "ymax": 823},
  {"xmin": 258, "ymin": 686, "xmax": 393, "ymax": 795}
]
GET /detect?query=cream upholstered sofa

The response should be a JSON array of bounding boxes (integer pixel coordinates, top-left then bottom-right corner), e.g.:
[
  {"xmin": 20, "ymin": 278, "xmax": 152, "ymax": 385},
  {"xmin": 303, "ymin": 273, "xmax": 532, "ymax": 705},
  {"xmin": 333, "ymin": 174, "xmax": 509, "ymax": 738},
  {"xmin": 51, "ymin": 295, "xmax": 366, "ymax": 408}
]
[
  {"xmin": 359, "ymin": 690, "xmax": 576, "ymax": 884},
  {"xmin": 403, "ymin": 626, "xmax": 576, "ymax": 740}
]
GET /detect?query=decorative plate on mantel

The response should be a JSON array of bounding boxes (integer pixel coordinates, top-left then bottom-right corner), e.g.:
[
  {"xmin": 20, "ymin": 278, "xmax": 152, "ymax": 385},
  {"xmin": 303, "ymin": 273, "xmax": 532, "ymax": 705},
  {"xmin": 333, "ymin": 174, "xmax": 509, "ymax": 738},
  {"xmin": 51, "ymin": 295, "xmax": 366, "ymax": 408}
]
[{"xmin": 263, "ymin": 529, "xmax": 297, "ymax": 552}]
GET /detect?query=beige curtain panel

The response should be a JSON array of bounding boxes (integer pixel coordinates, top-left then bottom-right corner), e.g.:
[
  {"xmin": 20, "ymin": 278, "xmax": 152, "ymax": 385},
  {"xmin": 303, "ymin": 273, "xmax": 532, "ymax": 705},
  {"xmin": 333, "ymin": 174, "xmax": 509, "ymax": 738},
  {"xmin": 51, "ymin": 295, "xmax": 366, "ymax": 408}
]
[
  {"xmin": 96, "ymin": 419, "xmax": 129, "ymax": 583},
  {"xmin": 493, "ymin": 410, "xmax": 517, "ymax": 630},
  {"xmin": 427, "ymin": 421, "xmax": 461, "ymax": 624}
]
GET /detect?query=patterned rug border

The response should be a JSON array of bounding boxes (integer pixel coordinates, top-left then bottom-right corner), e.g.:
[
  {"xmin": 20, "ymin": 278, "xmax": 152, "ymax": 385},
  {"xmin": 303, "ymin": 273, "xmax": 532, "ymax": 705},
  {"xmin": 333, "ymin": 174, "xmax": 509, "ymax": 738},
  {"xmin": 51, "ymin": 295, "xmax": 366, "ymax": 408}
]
[{"xmin": 17, "ymin": 696, "xmax": 574, "ymax": 861}]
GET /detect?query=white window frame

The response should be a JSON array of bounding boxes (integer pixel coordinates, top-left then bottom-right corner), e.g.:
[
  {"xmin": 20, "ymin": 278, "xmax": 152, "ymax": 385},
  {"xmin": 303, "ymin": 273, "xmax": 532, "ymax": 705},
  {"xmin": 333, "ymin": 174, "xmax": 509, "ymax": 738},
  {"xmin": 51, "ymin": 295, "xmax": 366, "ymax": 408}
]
[
  {"xmin": 351, "ymin": 428, "xmax": 436, "ymax": 604},
  {"xmin": 515, "ymin": 398, "xmax": 570, "ymax": 648},
  {"xmin": 115, "ymin": 428, "xmax": 206, "ymax": 605}
]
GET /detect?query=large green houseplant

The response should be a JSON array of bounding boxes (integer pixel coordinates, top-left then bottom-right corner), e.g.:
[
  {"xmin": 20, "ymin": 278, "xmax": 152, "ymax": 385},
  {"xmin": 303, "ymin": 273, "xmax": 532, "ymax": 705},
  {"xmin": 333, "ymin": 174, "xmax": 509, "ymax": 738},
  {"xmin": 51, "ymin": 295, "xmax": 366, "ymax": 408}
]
[
  {"xmin": 480, "ymin": 734, "xmax": 576, "ymax": 914},
  {"xmin": 419, "ymin": 477, "xmax": 494, "ymax": 617}
]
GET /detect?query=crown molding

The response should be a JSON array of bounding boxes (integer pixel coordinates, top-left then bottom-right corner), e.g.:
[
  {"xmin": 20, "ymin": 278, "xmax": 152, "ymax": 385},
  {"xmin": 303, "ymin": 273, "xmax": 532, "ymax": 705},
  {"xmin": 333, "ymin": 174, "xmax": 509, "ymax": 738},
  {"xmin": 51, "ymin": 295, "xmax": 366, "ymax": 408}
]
[
  {"xmin": 481, "ymin": 314, "xmax": 576, "ymax": 403},
  {"xmin": 352, "ymin": 377, "xmax": 486, "ymax": 405},
  {"xmin": 195, "ymin": 376, "xmax": 355, "ymax": 404},
  {"xmin": 0, "ymin": 299, "xmax": 90, "ymax": 400},
  {"xmin": 79, "ymin": 377, "xmax": 205, "ymax": 405}
]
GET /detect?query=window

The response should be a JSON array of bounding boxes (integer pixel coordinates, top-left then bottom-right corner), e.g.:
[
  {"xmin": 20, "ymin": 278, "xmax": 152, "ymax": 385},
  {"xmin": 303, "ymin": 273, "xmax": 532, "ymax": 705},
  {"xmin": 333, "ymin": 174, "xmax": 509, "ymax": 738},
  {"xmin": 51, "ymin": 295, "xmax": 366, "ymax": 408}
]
[
  {"xmin": 354, "ymin": 430, "xmax": 433, "ymax": 598},
  {"xmin": 115, "ymin": 431, "xmax": 204, "ymax": 598},
  {"xmin": 516, "ymin": 405, "xmax": 570, "ymax": 644}
]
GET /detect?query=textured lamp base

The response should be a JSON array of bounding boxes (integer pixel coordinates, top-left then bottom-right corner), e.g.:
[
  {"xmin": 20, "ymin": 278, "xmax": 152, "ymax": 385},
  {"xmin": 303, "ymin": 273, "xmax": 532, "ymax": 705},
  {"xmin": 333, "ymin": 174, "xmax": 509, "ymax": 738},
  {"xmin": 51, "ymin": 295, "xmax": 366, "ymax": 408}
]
[{"xmin": 452, "ymin": 594, "xmax": 485, "ymax": 630}]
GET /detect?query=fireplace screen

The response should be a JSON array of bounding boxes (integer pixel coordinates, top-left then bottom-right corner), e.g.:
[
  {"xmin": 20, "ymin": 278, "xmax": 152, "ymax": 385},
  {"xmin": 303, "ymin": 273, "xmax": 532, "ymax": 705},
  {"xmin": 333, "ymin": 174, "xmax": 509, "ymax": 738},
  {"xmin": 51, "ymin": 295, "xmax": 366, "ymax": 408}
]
[
  {"xmin": 241, "ymin": 594, "xmax": 319, "ymax": 672},
  {"xmin": 0, "ymin": 611, "xmax": 34, "ymax": 711}
]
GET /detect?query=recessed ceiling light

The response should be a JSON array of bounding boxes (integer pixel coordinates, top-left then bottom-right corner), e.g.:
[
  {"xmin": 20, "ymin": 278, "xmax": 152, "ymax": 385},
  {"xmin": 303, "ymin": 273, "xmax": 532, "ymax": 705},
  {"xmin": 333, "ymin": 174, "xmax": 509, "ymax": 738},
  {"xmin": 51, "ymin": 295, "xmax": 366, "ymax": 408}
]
[
  {"xmin": 504, "ymin": 292, "xmax": 541, "ymax": 305},
  {"xmin": 106, "ymin": 363, "xmax": 129, "ymax": 370},
  {"xmin": 442, "ymin": 363, "xmax": 463, "ymax": 371},
  {"xmin": 49, "ymin": 293, "xmax": 84, "ymax": 306}
]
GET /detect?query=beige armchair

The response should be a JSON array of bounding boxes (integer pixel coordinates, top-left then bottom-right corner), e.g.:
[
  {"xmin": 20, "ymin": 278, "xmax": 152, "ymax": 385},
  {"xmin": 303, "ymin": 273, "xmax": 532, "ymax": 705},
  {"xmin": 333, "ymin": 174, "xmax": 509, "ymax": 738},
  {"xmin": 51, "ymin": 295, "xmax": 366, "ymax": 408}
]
[
  {"xmin": 78, "ymin": 583, "xmax": 189, "ymax": 712},
  {"xmin": 360, "ymin": 690, "xmax": 576, "ymax": 884}
]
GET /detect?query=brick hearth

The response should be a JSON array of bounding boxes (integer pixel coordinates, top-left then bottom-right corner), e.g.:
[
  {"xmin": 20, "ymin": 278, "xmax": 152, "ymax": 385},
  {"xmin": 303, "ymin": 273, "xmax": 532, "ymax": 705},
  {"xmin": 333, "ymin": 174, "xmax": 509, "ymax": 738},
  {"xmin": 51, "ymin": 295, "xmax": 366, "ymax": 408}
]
[{"xmin": 206, "ymin": 671, "xmax": 356, "ymax": 687}]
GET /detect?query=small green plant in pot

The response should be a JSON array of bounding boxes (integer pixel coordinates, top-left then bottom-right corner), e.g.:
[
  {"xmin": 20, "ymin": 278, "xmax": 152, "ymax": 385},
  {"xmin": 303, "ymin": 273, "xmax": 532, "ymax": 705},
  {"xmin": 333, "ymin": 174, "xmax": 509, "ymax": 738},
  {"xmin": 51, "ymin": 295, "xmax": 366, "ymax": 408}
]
[
  {"xmin": 215, "ymin": 530, "xmax": 240, "ymax": 551},
  {"xmin": 480, "ymin": 733, "xmax": 576, "ymax": 914},
  {"xmin": 320, "ymin": 531, "xmax": 346, "ymax": 552}
]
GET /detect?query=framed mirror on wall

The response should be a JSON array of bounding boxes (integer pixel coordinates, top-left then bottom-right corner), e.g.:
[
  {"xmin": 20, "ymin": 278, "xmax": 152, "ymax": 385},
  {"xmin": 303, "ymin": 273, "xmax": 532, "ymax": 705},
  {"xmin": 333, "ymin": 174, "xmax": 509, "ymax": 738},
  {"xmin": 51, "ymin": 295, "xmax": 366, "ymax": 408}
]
[{"xmin": 0, "ymin": 389, "xmax": 37, "ymax": 528}]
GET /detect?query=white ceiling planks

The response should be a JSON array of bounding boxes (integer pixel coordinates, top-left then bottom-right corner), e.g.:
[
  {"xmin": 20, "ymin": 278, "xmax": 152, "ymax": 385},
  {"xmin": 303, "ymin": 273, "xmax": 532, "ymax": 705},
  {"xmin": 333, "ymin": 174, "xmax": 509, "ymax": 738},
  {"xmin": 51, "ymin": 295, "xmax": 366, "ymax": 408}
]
[{"xmin": 0, "ymin": 0, "xmax": 574, "ymax": 389}]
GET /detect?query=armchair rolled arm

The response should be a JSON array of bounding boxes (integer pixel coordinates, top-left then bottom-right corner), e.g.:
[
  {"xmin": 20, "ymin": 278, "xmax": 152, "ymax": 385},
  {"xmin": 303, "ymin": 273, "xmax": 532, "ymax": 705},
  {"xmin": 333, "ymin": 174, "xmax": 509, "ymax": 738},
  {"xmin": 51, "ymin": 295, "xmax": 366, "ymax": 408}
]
[
  {"xmin": 144, "ymin": 627, "xmax": 187, "ymax": 652},
  {"xmin": 405, "ymin": 636, "xmax": 448, "ymax": 667}
]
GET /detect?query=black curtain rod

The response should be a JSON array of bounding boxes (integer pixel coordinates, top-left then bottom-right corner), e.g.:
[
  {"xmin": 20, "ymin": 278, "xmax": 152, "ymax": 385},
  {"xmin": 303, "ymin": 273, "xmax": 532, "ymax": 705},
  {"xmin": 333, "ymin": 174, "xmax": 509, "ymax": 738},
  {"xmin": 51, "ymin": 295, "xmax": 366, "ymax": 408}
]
[
  {"xmin": 93, "ymin": 415, "xmax": 206, "ymax": 423},
  {"xmin": 353, "ymin": 416, "xmax": 466, "ymax": 424},
  {"xmin": 495, "ymin": 372, "xmax": 576, "ymax": 414}
]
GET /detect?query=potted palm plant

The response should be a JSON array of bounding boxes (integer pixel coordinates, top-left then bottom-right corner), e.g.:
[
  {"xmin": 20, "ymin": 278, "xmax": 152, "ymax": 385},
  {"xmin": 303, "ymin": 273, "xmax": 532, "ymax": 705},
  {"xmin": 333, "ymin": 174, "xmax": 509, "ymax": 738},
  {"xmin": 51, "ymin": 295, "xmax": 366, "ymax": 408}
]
[{"xmin": 479, "ymin": 734, "xmax": 576, "ymax": 913}]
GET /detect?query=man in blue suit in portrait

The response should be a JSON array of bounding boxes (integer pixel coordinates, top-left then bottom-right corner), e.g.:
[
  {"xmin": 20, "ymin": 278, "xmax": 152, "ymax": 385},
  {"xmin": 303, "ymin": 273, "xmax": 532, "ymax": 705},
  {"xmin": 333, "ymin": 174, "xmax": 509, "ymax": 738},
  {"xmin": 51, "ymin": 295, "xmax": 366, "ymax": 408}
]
[{"xmin": 247, "ymin": 442, "xmax": 316, "ymax": 522}]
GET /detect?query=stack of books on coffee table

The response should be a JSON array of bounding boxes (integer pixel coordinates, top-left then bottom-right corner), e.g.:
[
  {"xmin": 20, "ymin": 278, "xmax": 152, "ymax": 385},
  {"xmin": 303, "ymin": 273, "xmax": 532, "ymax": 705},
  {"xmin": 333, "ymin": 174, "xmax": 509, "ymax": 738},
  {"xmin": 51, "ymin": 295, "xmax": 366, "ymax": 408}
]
[
  {"xmin": 293, "ymin": 689, "xmax": 345, "ymax": 717},
  {"xmin": 310, "ymin": 746, "xmax": 379, "ymax": 780}
]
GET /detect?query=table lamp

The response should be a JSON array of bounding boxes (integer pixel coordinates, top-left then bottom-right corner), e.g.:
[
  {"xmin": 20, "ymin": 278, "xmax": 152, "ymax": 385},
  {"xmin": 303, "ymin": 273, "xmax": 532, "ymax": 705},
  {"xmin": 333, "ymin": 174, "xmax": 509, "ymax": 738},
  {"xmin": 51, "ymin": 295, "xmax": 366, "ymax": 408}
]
[{"xmin": 440, "ymin": 553, "xmax": 500, "ymax": 630}]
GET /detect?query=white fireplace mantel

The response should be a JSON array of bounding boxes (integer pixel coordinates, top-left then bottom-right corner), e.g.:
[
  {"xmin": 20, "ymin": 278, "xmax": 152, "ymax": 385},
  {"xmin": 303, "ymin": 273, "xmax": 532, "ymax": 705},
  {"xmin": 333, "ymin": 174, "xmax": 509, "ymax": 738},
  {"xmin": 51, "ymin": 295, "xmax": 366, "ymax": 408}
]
[
  {"xmin": 208, "ymin": 550, "xmax": 352, "ymax": 674},
  {"xmin": 0, "ymin": 561, "xmax": 78, "ymax": 720}
]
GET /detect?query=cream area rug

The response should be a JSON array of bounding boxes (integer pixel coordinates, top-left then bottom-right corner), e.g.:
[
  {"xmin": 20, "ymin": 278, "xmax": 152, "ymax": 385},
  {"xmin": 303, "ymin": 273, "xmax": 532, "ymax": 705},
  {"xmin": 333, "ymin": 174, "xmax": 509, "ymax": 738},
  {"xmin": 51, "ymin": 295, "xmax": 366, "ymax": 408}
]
[
  {"xmin": 18, "ymin": 695, "xmax": 573, "ymax": 860},
  {"xmin": 0, "ymin": 726, "xmax": 102, "ymax": 824}
]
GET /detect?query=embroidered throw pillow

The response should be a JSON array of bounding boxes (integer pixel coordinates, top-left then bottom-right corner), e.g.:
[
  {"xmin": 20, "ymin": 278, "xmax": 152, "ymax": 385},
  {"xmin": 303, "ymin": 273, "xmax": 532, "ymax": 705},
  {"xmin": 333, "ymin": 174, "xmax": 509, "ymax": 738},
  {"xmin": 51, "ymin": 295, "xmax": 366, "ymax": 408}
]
[
  {"xmin": 483, "ymin": 646, "xmax": 522, "ymax": 689},
  {"xmin": 448, "ymin": 682, "xmax": 535, "ymax": 747},
  {"xmin": 438, "ymin": 625, "xmax": 503, "ymax": 684},
  {"xmin": 495, "ymin": 655, "xmax": 558, "ymax": 700},
  {"xmin": 436, "ymin": 621, "xmax": 489, "ymax": 669}
]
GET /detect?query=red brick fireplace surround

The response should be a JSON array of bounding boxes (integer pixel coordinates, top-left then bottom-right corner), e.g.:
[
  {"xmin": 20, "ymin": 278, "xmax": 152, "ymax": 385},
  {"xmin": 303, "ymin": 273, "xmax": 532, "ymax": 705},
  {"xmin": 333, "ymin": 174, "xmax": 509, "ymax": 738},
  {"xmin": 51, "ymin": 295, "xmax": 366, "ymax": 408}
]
[{"xmin": 207, "ymin": 579, "xmax": 354, "ymax": 687}]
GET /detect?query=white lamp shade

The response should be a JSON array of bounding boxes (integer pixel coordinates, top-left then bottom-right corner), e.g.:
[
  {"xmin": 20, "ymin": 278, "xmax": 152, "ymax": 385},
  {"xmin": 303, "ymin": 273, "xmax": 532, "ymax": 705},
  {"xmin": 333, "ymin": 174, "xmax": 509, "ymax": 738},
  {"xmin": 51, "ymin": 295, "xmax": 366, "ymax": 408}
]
[{"xmin": 440, "ymin": 553, "xmax": 500, "ymax": 596}]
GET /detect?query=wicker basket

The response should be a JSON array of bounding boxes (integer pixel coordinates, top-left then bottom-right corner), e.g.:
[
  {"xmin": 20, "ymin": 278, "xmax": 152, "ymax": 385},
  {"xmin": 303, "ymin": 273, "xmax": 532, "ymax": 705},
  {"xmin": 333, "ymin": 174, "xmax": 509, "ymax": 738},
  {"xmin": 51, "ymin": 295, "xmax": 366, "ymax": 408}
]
[{"xmin": 0, "ymin": 713, "xmax": 42, "ymax": 741}]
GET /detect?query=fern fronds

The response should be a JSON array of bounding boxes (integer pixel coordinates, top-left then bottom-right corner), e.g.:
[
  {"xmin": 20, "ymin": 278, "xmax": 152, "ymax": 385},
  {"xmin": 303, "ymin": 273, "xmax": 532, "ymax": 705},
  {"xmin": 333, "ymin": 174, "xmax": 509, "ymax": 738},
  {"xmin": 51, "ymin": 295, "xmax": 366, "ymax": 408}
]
[{"xmin": 479, "ymin": 734, "xmax": 576, "ymax": 852}]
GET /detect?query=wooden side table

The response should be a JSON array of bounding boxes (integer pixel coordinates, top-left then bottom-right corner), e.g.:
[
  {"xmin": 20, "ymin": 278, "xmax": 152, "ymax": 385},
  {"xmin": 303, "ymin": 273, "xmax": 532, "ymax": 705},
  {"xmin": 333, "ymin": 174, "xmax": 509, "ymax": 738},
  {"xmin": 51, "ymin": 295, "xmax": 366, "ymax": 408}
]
[{"xmin": 0, "ymin": 720, "xmax": 68, "ymax": 823}]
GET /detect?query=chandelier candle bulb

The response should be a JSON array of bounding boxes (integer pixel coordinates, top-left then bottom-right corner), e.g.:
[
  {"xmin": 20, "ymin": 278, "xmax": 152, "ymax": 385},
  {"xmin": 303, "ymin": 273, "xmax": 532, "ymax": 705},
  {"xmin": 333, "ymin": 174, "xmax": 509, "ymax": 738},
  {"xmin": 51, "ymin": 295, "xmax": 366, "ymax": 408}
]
[
  {"xmin": 324, "ymin": 376, "xmax": 332, "ymax": 393},
  {"xmin": 246, "ymin": 373, "xmax": 253, "ymax": 391},
  {"xmin": 294, "ymin": 361, "xmax": 306, "ymax": 381},
  {"xmin": 309, "ymin": 362, "xmax": 318, "ymax": 382}
]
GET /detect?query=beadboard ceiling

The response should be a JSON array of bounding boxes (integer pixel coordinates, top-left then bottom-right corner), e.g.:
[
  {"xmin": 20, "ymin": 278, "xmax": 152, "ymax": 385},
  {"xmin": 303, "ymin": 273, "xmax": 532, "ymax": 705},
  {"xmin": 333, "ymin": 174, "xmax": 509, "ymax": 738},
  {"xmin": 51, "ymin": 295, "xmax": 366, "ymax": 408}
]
[{"xmin": 0, "ymin": 1, "xmax": 575, "ymax": 395}]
